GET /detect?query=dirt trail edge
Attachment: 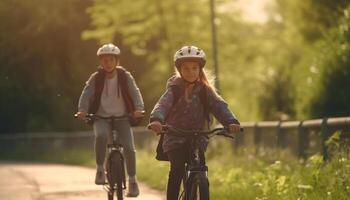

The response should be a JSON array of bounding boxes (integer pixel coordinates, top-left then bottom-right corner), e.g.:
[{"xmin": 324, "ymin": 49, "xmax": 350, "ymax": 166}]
[{"xmin": 0, "ymin": 162, "xmax": 165, "ymax": 200}]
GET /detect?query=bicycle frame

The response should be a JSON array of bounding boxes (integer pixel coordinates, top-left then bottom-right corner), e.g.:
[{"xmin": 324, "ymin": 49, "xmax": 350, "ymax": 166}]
[
  {"xmin": 160, "ymin": 125, "xmax": 240, "ymax": 200},
  {"xmin": 184, "ymin": 133, "xmax": 209, "ymax": 200},
  {"xmin": 106, "ymin": 116, "xmax": 125, "ymax": 160},
  {"xmin": 77, "ymin": 114, "xmax": 128, "ymax": 200},
  {"xmin": 106, "ymin": 116, "xmax": 127, "ymax": 185}
]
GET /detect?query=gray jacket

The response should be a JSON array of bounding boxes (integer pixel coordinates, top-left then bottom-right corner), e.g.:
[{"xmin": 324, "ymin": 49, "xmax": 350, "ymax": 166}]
[{"xmin": 78, "ymin": 66, "xmax": 144, "ymax": 114}]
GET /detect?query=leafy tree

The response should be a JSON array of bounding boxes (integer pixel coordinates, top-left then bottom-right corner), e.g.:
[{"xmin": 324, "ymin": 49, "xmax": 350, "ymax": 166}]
[
  {"xmin": 257, "ymin": 0, "xmax": 350, "ymax": 120},
  {"xmin": 84, "ymin": 0, "xmax": 249, "ymax": 118},
  {"xmin": 0, "ymin": 0, "xmax": 95, "ymax": 133},
  {"xmin": 309, "ymin": 7, "xmax": 350, "ymax": 117}
]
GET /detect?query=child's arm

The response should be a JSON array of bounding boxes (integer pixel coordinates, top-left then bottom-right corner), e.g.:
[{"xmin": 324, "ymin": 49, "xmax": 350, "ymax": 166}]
[
  {"xmin": 149, "ymin": 75, "xmax": 179, "ymax": 124},
  {"xmin": 207, "ymin": 89, "xmax": 240, "ymax": 126},
  {"xmin": 78, "ymin": 73, "xmax": 96, "ymax": 113},
  {"xmin": 149, "ymin": 87, "xmax": 175, "ymax": 124},
  {"xmin": 125, "ymin": 71, "xmax": 144, "ymax": 111}
]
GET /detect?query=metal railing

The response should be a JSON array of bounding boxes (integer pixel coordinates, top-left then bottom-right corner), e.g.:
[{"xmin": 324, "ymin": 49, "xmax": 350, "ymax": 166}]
[
  {"xmin": 0, "ymin": 117, "xmax": 349, "ymax": 161},
  {"xmin": 237, "ymin": 117, "xmax": 350, "ymax": 160}
]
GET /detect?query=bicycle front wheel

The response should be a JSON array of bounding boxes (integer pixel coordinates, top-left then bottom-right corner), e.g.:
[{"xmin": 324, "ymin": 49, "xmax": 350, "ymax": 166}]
[
  {"xmin": 107, "ymin": 151, "xmax": 125, "ymax": 200},
  {"xmin": 185, "ymin": 173, "xmax": 209, "ymax": 200}
]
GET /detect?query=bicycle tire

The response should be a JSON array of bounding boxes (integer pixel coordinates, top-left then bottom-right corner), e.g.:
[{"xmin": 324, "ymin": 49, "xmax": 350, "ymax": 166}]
[
  {"xmin": 185, "ymin": 173, "xmax": 209, "ymax": 200},
  {"xmin": 107, "ymin": 151, "xmax": 125, "ymax": 200},
  {"xmin": 108, "ymin": 192, "xmax": 114, "ymax": 200}
]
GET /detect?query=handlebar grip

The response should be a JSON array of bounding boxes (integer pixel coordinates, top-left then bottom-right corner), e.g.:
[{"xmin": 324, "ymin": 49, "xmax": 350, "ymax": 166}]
[
  {"xmin": 147, "ymin": 124, "xmax": 168, "ymax": 136},
  {"xmin": 224, "ymin": 127, "xmax": 244, "ymax": 132}
]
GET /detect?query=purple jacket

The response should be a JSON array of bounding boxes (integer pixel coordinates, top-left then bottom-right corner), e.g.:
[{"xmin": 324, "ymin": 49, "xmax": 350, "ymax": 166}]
[{"xmin": 150, "ymin": 75, "xmax": 240, "ymax": 153}]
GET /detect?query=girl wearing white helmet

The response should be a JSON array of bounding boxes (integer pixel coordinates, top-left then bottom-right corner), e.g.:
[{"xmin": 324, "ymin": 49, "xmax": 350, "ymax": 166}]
[
  {"xmin": 149, "ymin": 45, "xmax": 241, "ymax": 200},
  {"xmin": 76, "ymin": 43, "xmax": 144, "ymax": 197}
]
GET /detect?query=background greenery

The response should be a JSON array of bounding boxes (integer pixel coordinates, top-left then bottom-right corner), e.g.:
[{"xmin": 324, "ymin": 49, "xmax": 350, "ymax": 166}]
[
  {"xmin": 1, "ymin": 1, "xmax": 349, "ymax": 199},
  {"xmin": 1, "ymin": 0, "xmax": 350, "ymax": 133}
]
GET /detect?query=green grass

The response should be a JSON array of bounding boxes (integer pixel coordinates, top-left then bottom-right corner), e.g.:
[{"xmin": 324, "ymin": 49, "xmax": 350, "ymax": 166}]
[
  {"xmin": 136, "ymin": 150, "xmax": 169, "ymax": 191},
  {"xmin": 206, "ymin": 152, "xmax": 350, "ymax": 200},
  {"xmin": 135, "ymin": 135, "xmax": 350, "ymax": 200}
]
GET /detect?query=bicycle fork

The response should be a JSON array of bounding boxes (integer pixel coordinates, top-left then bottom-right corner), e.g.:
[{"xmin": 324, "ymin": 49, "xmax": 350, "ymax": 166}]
[
  {"xmin": 183, "ymin": 165, "xmax": 209, "ymax": 200},
  {"xmin": 182, "ymin": 145, "xmax": 209, "ymax": 200}
]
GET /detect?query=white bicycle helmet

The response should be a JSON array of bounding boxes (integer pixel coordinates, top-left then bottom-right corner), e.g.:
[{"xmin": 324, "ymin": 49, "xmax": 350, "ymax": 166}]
[
  {"xmin": 174, "ymin": 46, "xmax": 206, "ymax": 68},
  {"xmin": 96, "ymin": 43, "xmax": 121, "ymax": 56}
]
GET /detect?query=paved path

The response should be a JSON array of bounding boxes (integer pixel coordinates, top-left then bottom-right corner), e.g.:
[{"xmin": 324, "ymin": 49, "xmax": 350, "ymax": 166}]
[{"xmin": 0, "ymin": 162, "xmax": 165, "ymax": 200}]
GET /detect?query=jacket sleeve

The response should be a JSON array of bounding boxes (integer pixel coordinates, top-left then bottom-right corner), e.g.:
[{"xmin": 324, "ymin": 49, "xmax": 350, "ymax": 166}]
[
  {"xmin": 149, "ymin": 86, "xmax": 174, "ymax": 124},
  {"xmin": 207, "ymin": 90, "xmax": 240, "ymax": 126},
  {"xmin": 78, "ymin": 74, "xmax": 96, "ymax": 113},
  {"xmin": 125, "ymin": 71, "xmax": 144, "ymax": 111}
]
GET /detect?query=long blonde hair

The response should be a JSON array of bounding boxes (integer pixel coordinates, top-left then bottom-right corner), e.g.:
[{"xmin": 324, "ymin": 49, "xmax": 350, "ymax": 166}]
[
  {"xmin": 175, "ymin": 67, "xmax": 218, "ymax": 96},
  {"xmin": 199, "ymin": 68, "xmax": 218, "ymax": 95}
]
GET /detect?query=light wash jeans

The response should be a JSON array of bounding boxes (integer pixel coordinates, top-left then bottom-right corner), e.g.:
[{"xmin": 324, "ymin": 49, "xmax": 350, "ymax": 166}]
[{"xmin": 93, "ymin": 118, "xmax": 136, "ymax": 177}]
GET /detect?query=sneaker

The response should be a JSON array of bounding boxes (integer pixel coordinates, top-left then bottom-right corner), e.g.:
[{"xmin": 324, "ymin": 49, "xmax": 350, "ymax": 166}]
[
  {"xmin": 95, "ymin": 169, "xmax": 105, "ymax": 185},
  {"xmin": 126, "ymin": 182, "xmax": 140, "ymax": 197}
]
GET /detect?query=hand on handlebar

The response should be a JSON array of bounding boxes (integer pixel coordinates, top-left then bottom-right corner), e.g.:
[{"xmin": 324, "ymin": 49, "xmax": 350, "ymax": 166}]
[
  {"xmin": 75, "ymin": 111, "xmax": 88, "ymax": 120},
  {"xmin": 133, "ymin": 110, "xmax": 145, "ymax": 118},
  {"xmin": 148, "ymin": 121, "xmax": 163, "ymax": 133}
]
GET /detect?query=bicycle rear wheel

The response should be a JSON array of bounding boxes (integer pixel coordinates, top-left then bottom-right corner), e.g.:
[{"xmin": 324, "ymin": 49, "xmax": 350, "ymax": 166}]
[
  {"xmin": 185, "ymin": 173, "xmax": 209, "ymax": 200},
  {"xmin": 107, "ymin": 151, "xmax": 125, "ymax": 200}
]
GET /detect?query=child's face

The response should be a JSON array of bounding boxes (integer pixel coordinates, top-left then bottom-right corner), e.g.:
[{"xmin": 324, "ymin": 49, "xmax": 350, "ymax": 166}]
[
  {"xmin": 180, "ymin": 61, "xmax": 200, "ymax": 82},
  {"xmin": 99, "ymin": 55, "xmax": 118, "ymax": 72}
]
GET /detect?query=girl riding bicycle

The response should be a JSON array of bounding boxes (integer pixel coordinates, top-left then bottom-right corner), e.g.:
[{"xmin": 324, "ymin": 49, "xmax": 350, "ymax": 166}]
[
  {"xmin": 76, "ymin": 43, "xmax": 144, "ymax": 197},
  {"xmin": 148, "ymin": 45, "xmax": 241, "ymax": 200}
]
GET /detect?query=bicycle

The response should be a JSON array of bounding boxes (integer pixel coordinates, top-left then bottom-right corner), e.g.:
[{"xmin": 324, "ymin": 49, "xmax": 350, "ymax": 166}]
[
  {"xmin": 75, "ymin": 113, "xmax": 127, "ymax": 200},
  {"xmin": 155, "ymin": 125, "xmax": 243, "ymax": 200}
]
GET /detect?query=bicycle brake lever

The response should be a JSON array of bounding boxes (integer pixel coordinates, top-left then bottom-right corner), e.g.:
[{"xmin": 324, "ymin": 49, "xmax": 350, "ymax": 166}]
[
  {"xmin": 220, "ymin": 132, "xmax": 234, "ymax": 139},
  {"xmin": 216, "ymin": 128, "xmax": 235, "ymax": 139},
  {"xmin": 225, "ymin": 134, "xmax": 235, "ymax": 139}
]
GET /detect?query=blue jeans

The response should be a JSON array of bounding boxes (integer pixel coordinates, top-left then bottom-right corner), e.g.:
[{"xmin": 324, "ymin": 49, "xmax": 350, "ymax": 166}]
[{"xmin": 93, "ymin": 118, "xmax": 136, "ymax": 177}]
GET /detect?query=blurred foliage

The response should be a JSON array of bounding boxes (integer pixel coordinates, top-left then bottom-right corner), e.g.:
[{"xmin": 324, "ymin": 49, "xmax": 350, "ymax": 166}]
[
  {"xmin": 0, "ymin": 0, "xmax": 97, "ymax": 132},
  {"xmin": 309, "ymin": 8, "xmax": 350, "ymax": 118},
  {"xmin": 83, "ymin": 0, "xmax": 217, "ymax": 117},
  {"xmin": 1, "ymin": 0, "xmax": 350, "ymax": 133},
  {"xmin": 0, "ymin": 0, "xmax": 149, "ymax": 133}
]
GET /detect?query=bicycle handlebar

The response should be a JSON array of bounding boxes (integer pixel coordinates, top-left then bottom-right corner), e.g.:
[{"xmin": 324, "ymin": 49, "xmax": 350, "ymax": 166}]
[
  {"xmin": 74, "ymin": 113, "xmax": 128, "ymax": 124},
  {"xmin": 147, "ymin": 125, "xmax": 243, "ymax": 139}
]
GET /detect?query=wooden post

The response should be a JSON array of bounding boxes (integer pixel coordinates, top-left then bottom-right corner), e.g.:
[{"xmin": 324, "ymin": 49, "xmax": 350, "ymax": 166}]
[
  {"xmin": 233, "ymin": 126, "xmax": 244, "ymax": 154},
  {"xmin": 254, "ymin": 123, "xmax": 261, "ymax": 155},
  {"xmin": 277, "ymin": 121, "xmax": 285, "ymax": 148},
  {"xmin": 209, "ymin": 0, "xmax": 220, "ymax": 93},
  {"xmin": 321, "ymin": 118, "xmax": 329, "ymax": 161},
  {"xmin": 298, "ymin": 121, "xmax": 308, "ymax": 159}
]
